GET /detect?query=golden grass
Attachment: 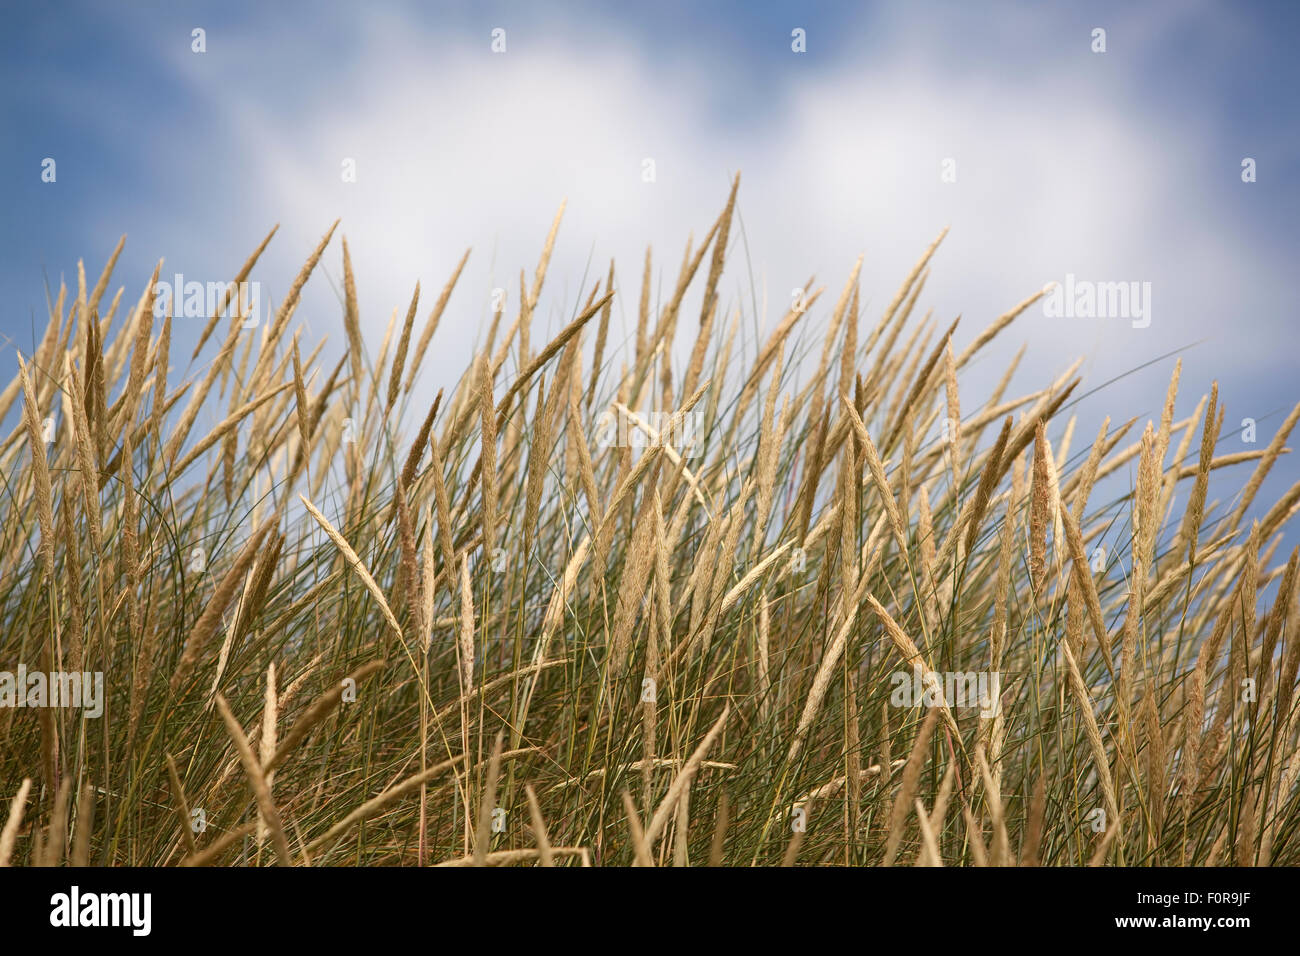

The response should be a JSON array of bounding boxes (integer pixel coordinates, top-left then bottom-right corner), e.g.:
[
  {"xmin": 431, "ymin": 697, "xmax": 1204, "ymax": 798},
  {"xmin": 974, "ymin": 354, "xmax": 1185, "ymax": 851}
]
[{"xmin": 1, "ymin": 182, "xmax": 1297, "ymax": 867}]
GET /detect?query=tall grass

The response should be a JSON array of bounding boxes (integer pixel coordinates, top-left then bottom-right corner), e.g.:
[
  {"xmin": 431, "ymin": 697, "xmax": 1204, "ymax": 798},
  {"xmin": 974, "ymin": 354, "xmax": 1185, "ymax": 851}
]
[{"xmin": 2, "ymin": 179, "xmax": 1298, "ymax": 866}]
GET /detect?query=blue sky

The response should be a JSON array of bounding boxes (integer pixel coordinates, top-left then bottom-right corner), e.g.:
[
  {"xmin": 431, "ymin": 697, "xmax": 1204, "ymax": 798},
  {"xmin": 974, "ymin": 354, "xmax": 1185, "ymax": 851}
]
[{"xmin": 3, "ymin": 0, "xmax": 1299, "ymax": 543}]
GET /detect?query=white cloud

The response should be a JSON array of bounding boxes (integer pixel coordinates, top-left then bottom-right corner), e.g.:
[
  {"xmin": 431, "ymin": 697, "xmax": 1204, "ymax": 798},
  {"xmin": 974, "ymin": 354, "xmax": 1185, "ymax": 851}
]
[{"xmin": 147, "ymin": 3, "xmax": 1286, "ymax": 439}]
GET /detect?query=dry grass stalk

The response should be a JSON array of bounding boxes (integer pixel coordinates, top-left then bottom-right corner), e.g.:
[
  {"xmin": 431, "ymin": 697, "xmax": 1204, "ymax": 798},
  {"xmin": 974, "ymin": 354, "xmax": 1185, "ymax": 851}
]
[
  {"xmin": 214, "ymin": 693, "xmax": 293, "ymax": 866},
  {"xmin": 0, "ymin": 779, "xmax": 32, "ymax": 867},
  {"xmin": 882, "ymin": 708, "xmax": 938, "ymax": 866}
]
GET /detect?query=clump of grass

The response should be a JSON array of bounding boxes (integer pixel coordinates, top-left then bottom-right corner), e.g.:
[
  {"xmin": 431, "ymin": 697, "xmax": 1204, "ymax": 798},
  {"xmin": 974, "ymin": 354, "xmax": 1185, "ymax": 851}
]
[{"xmin": 1, "ymin": 179, "xmax": 1298, "ymax": 866}]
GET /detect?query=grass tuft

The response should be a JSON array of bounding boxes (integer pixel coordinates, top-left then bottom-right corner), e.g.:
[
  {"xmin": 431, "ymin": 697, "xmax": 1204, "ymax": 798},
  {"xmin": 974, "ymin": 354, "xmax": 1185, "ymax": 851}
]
[{"xmin": 2, "ymin": 184, "xmax": 1298, "ymax": 866}]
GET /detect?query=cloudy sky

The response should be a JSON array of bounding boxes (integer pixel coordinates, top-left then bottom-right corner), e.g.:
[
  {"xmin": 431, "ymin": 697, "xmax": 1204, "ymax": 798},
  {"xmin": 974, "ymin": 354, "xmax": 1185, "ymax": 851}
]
[{"xmin": 3, "ymin": 0, "xmax": 1298, "ymax": 524}]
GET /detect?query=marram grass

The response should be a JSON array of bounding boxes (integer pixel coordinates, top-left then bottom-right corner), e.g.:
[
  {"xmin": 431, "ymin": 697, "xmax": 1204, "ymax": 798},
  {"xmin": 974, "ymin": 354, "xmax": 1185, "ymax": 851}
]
[{"xmin": 2, "ymin": 178, "xmax": 1299, "ymax": 867}]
